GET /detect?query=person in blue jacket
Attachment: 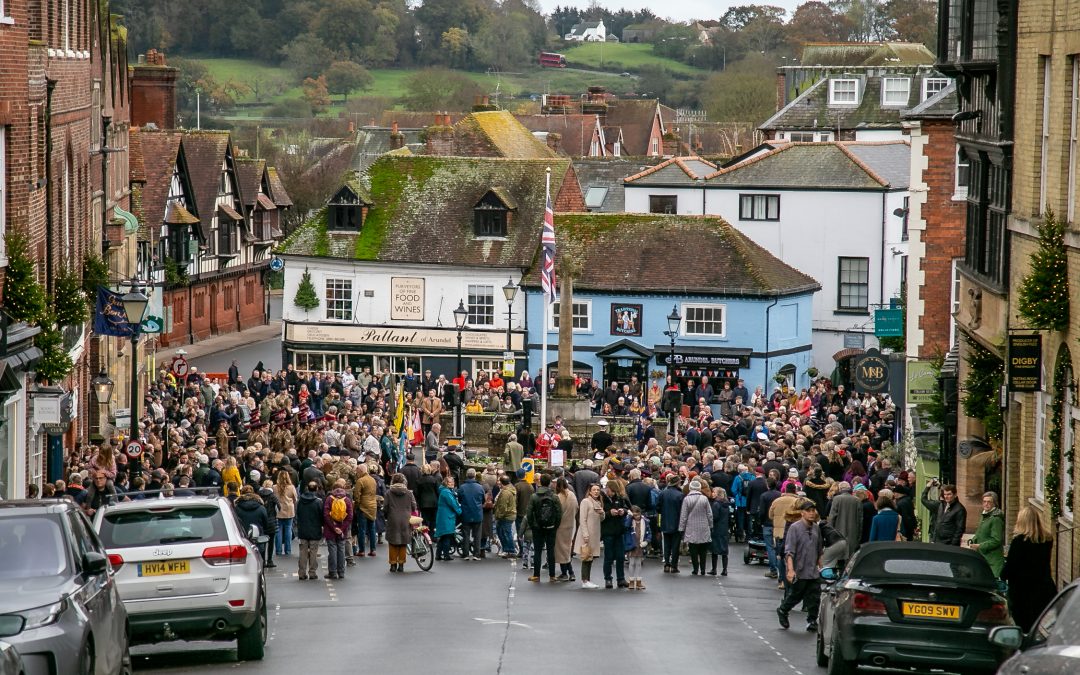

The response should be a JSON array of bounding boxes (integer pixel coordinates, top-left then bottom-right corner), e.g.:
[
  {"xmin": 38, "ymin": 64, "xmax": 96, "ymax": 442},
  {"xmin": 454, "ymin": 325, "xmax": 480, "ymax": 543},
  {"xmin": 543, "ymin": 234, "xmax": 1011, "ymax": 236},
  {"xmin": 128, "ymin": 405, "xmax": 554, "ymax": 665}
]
[
  {"xmin": 434, "ymin": 476, "xmax": 462, "ymax": 561},
  {"xmin": 731, "ymin": 464, "xmax": 756, "ymax": 542},
  {"xmin": 457, "ymin": 468, "xmax": 486, "ymax": 559},
  {"xmin": 623, "ymin": 506, "xmax": 652, "ymax": 590},
  {"xmin": 868, "ymin": 492, "xmax": 900, "ymax": 542},
  {"xmin": 710, "ymin": 486, "xmax": 733, "ymax": 576}
]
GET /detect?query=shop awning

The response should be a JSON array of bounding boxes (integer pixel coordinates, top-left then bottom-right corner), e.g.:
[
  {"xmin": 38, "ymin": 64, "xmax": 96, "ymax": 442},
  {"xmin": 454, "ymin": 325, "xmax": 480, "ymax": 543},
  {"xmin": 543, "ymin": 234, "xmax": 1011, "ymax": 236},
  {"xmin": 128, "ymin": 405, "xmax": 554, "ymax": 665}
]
[
  {"xmin": 652, "ymin": 346, "xmax": 751, "ymax": 369},
  {"xmin": 596, "ymin": 339, "xmax": 652, "ymax": 360}
]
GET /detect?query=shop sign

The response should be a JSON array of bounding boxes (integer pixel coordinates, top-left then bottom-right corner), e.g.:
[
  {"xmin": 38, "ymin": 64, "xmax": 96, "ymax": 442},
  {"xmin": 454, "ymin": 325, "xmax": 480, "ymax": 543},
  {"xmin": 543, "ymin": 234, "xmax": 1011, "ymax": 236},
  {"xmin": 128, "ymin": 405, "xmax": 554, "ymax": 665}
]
[
  {"xmin": 1007, "ymin": 333, "xmax": 1042, "ymax": 392},
  {"xmin": 854, "ymin": 348, "xmax": 889, "ymax": 393},
  {"xmin": 655, "ymin": 350, "xmax": 750, "ymax": 369},
  {"xmin": 390, "ymin": 277, "xmax": 425, "ymax": 321},
  {"xmin": 844, "ymin": 332, "xmax": 866, "ymax": 349},
  {"xmin": 907, "ymin": 360, "xmax": 937, "ymax": 406},
  {"xmin": 874, "ymin": 308, "xmax": 903, "ymax": 337},
  {"xmin": 502, "ymin": 358, "xmax": 516, "ymax": 377},
  {"xmin": 287, "ymin": 322, "xmax": 524, "ymax": 352},
  {"xmin": 610, "ymin": 303, "xmax": 642, "ymax": 337}
]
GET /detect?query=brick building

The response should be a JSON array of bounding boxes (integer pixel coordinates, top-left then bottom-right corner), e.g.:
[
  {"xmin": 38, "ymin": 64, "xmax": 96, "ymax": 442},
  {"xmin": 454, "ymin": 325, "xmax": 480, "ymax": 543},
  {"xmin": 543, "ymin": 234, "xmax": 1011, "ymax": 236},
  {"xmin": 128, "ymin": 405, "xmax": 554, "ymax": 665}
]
[
  {"xmin": 0, "ymin": 1, "xmax": 133, "ymax": 498},
  {"xmin": 902, "ymin": 85, "xmax": 966, "ymax": 359},
  {"xmin": 1005, "ymin": 0, "xmax": 1080, "ymax": 586}
]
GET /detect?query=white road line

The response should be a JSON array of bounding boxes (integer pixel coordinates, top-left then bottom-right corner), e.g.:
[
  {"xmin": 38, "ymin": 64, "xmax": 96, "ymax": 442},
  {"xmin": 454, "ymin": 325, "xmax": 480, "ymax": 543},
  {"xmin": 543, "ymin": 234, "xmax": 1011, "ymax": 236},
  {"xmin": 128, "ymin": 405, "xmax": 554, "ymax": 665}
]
[{"xmin": 718, "ymin": 583, "xmax": 805, "ymax": 675}]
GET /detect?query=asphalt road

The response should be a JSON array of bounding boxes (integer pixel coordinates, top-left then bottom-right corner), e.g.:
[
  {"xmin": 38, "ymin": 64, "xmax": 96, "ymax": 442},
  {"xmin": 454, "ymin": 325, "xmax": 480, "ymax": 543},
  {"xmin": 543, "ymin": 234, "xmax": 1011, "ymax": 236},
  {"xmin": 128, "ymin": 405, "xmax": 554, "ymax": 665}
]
[{"xmin": 130, "ymin": 542, "xmax": 828, "ymax": 675}]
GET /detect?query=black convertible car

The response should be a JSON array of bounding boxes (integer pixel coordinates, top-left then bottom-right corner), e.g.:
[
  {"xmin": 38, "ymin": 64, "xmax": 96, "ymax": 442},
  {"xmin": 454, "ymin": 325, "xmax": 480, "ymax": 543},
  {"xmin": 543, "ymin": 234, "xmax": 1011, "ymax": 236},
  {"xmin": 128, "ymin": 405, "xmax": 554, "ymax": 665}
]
[{"xmin": 816, "ymin": 542, "xmax": 1014, "ymax": 675}]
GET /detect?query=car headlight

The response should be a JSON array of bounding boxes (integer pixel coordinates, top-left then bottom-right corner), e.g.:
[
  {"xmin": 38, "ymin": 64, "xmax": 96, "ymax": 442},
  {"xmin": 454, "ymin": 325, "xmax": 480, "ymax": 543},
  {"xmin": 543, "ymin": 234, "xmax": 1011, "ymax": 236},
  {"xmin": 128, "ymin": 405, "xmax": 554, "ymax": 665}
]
[{"xmin": 21, "ymin": 599, "xmax": 67, "ymax": 630}]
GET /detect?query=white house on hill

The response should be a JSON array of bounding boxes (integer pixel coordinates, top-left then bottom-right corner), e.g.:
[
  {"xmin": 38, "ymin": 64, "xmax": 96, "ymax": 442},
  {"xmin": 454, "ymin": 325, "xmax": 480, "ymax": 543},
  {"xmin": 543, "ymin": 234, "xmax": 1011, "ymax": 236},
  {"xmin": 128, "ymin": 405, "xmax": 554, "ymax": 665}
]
[{"xmin": 566, "ymin": 20, "xmax": 606, "ymax": 42}]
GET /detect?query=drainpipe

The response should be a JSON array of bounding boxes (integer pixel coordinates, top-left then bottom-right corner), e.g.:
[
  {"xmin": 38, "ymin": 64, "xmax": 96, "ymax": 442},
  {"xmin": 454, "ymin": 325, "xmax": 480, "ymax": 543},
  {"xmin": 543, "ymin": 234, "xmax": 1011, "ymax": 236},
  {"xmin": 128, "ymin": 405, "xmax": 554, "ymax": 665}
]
[
  {"xmin": 764, "ymin": 294, "xmax": 779, "ymax": 392},
  {"xmin": 187, "ymin": 283, "xmax": 194, "ymax": 345},
  {"xmin": 880, "ymin": 191, "xmax": 887, "ymax": 308},
  {"xmin": 45, "ymin": 79, "xmax": 57, "ymax": 293}
]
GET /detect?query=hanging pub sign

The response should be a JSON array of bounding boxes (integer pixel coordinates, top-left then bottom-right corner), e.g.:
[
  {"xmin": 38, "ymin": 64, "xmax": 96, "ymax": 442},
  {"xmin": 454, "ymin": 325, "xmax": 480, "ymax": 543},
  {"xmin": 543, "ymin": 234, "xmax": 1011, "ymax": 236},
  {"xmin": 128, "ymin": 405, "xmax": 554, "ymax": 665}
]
[
  {"xmin": 1007, "ymin": 333, "xmax": 1042, "ymax": 392},
  {"xmin": 610, "ymin": 303, "xmax": 643, "ymax": 337},
  {"xmin": 853, "ymin": 348, "xmax": 890, "ymax": 393}
]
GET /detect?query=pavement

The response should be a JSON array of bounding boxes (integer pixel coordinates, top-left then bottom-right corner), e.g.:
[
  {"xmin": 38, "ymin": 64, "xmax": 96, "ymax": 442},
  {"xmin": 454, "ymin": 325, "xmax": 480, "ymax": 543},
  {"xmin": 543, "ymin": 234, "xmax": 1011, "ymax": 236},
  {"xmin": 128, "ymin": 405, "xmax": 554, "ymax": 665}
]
[{"xmin": 129, "ymin": 542, "xmax": 831, "ymax": 675}]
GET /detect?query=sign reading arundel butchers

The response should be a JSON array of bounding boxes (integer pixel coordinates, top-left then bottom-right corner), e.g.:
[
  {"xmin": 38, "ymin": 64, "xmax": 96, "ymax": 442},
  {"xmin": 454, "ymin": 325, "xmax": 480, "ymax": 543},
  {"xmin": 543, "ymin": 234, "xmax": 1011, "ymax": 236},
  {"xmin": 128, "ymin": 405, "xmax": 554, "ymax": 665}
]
[{"xmin": 1008, "ymin": 333, "xmax": 1042, "ymax": 392}]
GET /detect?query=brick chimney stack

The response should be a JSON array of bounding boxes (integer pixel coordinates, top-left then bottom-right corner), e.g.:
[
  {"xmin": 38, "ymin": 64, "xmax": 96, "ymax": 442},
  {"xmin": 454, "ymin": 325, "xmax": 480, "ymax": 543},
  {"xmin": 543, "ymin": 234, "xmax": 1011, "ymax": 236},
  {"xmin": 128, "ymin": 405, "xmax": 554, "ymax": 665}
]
[
  {"xmin": 390, "ymin": 120, "xmax": 405, "ymax": 150},
  {"xmin": 130, "ymin": 50, "xmax": 179, "ymax": 130},
  {"xmin": 546, "ymin": 132, "xmax": 561, "ymax": 154}
]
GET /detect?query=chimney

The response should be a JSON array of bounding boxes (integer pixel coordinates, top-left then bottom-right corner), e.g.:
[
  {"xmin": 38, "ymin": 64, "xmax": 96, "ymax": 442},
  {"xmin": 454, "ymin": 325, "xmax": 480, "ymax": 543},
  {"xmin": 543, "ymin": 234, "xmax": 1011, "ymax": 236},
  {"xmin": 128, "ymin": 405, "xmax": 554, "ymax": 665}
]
[
  {"xmin": 776, "ymin": 70, "xmax": 786, "ymax": 112},
  {"xmin": 130, "ymin": 51, "xmax": 178, "ymax": 130},
  {"xmin": 425, "ymin": 114, "xmax": 455, "ymax": 155},
  {"xmin": 546, "ymin": 132, "xmax": 561, "ymax": 154},
  {"xmin": 390, "ymin": 120, "xmax": 405, "ymax": 150}
]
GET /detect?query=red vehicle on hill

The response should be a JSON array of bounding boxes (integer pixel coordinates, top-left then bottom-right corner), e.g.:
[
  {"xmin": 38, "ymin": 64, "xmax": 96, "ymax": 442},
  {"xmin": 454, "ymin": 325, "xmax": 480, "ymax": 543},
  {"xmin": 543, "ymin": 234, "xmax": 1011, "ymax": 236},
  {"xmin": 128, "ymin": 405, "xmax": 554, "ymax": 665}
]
[{"xmin": 539, "ymin": 52, "xmax": 567, "ymax": 68}]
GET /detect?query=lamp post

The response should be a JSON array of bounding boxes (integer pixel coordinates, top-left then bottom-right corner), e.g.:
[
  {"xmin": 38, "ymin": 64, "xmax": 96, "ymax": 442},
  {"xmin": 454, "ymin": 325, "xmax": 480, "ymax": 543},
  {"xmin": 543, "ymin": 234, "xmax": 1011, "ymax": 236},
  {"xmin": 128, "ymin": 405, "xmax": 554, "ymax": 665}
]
[
  {"xmin": 122, "ymin": 287, "xmax": 149, "ymax": 483},
  {"xmin": 502, "ymin": 277, "xmax": 518, "ymax": 377},
  {"xmin": 453, "ymin": 300, "xmax": 468, "ymax": 437},
  {"xmin": 91, "ymin": 369, "xmax": 114, "ymax": 438},
  {"xmin": 663, "ymin": 304, "xmax": 681, "ymax": 439}
]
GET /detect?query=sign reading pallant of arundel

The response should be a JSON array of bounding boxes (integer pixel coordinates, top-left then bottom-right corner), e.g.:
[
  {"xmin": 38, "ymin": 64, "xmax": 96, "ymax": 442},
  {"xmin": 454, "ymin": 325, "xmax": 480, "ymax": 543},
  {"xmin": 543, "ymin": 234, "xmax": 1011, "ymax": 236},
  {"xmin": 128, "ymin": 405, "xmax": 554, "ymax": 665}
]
[
  {"xmin": 1007, "ymin": 333, "xmax": 1042, "ymax": 392},
  {"xmin": 390, "ymin": 277, "xmax": 425, "ymax": 321},
  {"xmin": 286, "ymin": 323, "xmax": 525, "ymax": 351}
]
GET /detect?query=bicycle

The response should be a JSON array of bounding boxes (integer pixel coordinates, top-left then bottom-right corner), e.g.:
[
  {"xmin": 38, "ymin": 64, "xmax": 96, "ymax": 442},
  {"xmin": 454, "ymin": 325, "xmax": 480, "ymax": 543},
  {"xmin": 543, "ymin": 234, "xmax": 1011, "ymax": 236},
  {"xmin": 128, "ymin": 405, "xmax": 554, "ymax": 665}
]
[{"xmin": 407, "ymin": 520, "xmax": 435, "ymax": 571}]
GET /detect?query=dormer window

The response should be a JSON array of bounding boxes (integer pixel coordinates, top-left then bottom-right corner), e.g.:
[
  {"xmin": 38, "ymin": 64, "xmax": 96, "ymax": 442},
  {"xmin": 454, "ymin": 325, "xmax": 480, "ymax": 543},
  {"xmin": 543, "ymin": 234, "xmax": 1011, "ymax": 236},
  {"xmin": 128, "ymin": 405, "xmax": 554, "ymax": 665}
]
[
  {"xmin": 327, "ymin": 184, "xmax": 369, "ymax": 232},
  {"xmin": 474, "ymin": 188, "xmax": 517, "ymax": 238},
  {"xmin": 829, "ymin": 79, "xmax": 858, "ymax": 105},
  {"xmin": 881, "ymin": 77, "xmax": 911, "ymax": 106}
]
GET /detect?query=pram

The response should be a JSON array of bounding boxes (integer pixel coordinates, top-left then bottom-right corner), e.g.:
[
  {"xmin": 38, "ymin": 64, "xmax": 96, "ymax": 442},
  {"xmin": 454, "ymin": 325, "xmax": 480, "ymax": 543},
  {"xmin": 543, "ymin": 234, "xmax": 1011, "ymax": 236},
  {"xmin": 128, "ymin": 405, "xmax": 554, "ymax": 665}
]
[{"xmin": 743, "ymin": 535, "xmax": 769, "ymax": 565}]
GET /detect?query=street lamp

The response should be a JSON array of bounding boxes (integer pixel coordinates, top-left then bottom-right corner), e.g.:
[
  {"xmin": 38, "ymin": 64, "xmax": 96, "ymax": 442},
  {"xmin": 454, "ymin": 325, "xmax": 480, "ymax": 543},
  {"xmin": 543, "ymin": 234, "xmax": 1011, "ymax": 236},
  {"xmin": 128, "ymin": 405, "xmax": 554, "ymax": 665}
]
[
  {"xmin": 91, "ymin": 369, "xmax": 114, "ymax": 439},
  {"xmin": 663, "ymin": 304, "xmax": 681, "ymax": 439},
  {"xmin": 453, "ymin": 300, "xmax": 468, "ymax": 436},
  {"xmin": 502, "ymin": 277, "xmax": 518, "ymax": 377},
  {"xmin": 123, "ymin": 287, "xmax": 149, "ymax": 483}
]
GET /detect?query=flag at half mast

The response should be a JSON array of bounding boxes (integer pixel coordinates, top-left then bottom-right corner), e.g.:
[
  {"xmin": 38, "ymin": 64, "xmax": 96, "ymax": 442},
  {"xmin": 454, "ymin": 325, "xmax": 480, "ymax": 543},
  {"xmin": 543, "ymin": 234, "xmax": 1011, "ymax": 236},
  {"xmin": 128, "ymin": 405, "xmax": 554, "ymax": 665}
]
[{"xmin": 541, "ymin": 185, "xmax": 557, "ymax": 303}]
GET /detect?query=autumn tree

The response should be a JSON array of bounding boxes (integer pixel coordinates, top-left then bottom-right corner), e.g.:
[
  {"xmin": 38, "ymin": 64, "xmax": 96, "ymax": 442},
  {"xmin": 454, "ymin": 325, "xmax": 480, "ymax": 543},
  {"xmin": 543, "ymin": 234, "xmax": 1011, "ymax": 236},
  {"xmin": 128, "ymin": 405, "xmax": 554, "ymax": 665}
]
[
  {"xmin": 440, "ymin": 27, "xmax": 470, "ymax": 69},
  {"xmin": 302, "ymin": 76, "xmax": 332, "ymax": 114},
  {"xmin": 399, "ymin": 68, "xmax": 484, "ymax": 111},
  {"xmin": 282, "ymin": 33, "xmax": 336, "ymax": 80},
  {"xmin": 788, "ymin": 1, "xmax": 855, "ymax": 50},
  {"xmin": 700, "ymin": 54, "xmax": 777, "ymax": 125}
]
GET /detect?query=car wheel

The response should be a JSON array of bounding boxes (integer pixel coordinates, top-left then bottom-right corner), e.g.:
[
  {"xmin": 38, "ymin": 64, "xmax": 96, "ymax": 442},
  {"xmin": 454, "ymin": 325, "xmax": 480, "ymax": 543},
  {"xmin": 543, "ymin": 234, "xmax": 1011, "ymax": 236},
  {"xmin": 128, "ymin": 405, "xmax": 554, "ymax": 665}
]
[
  {"xmin": 743, "ymin": 548, "xmax": 751, "ymax": 564},
  {"xmin": 236, "ymin": 592, "xmax": 267, "ymax": 661},
  {"xmin": 117, "ymin": 638, "xmax": 133, "ymax": 675},
  {"xmin": 826, "ymin": 633, "xmax": 855, "ymax": 675},
  {"xmin": 815, "ymin": 631, "xmax": 828, "ymax": 668},
  {"xmin": 79, "ymin": 638, "xmax": 95, "ymax": 675}
]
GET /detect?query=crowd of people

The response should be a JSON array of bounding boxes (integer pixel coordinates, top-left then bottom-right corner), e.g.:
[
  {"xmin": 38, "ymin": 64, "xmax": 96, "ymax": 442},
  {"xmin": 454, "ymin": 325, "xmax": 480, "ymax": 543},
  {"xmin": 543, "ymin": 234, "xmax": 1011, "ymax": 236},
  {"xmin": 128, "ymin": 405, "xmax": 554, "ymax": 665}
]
[{"xmin": 29, "ymin": 358, "xmax": 1059, "ymax": 633}]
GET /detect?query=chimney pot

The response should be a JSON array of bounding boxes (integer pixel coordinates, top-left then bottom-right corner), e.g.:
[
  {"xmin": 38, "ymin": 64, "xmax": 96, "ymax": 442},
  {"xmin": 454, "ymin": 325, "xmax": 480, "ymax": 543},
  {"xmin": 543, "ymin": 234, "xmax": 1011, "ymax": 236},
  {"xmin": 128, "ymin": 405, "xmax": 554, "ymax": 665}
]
[{"xmin": 392, "ymin": 120, "xmax": 399, "ymax": 134}]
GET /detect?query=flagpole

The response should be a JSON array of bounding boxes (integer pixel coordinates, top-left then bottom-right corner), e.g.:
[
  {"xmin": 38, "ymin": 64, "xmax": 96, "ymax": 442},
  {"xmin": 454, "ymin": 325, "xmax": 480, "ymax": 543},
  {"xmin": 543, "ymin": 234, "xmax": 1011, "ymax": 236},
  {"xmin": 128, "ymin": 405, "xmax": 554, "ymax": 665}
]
[{"xmin": 540, "ymin": 167, "xmax": 551, "ymax": 433}]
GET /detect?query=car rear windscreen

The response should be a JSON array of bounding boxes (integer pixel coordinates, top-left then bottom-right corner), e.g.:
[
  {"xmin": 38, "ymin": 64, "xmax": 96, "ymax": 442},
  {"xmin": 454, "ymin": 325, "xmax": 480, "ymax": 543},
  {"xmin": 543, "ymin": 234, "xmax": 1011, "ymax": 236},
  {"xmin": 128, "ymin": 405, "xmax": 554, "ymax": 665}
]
[
  {"xmin": 851, "ymin": 549, "xmax": 997, "ymax": 587},
  {"xmin": 99, "ymin": 506, "xmax": 229, "ymax": 547}
]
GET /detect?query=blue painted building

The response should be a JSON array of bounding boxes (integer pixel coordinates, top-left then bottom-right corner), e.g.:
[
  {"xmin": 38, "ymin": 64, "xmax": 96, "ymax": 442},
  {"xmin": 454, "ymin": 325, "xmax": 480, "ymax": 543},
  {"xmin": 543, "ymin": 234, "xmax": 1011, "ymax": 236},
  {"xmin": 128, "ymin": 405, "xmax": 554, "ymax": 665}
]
[{"xmin": 523, "ymin": 213, "xmax": 820, "ymax": 403}]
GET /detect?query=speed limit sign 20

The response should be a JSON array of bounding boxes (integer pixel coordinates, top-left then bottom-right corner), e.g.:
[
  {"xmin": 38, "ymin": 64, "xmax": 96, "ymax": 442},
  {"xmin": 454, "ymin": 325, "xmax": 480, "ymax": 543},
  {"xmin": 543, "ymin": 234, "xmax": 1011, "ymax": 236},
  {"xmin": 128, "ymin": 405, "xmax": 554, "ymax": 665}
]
[{"xmin": 126, "ymin": 440, "xmax": 143, "ymax": 458}]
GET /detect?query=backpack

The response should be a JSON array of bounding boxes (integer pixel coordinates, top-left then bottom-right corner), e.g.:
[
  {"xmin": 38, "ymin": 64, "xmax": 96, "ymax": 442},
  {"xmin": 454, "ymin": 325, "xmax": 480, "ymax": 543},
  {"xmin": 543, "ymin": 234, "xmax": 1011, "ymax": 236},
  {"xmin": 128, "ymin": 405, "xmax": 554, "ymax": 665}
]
[
  {"xmin": 535, "ymin": 493, "xmax": 559, "ymax": 530},
  {"xmin": 329, "ymin": 495, "xmax": 348, "ymax": 522}
]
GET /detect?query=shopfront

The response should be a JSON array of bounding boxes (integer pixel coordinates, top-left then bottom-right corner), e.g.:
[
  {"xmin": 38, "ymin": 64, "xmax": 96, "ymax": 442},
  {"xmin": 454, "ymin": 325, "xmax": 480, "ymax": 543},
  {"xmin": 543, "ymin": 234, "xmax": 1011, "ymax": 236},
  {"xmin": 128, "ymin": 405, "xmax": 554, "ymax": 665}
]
[
  {"xmin": 655, "ymin": 347, "xmax": 751, "ymax": 402},
  {"xmin": 283, "ymin": 322, "xmax": 526, "ymax": 380},
  {"xmin": 597, "ymin": 340, "xmax": 652, "ymax": 391}
]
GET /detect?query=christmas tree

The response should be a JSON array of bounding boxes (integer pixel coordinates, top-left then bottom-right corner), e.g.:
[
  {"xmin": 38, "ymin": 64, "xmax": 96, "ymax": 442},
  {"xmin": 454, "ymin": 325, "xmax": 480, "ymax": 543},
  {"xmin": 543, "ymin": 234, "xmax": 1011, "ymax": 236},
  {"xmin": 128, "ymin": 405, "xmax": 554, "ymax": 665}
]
[
  {"xmin": 54, "ymin": 264, "xmax": 89, "ymax": 327},
  {"xmin": 35, "ymin": 313, "xmax": 73, "ymax": 384},
  {"xmin": 2, "ymin": 231, "xmax": 48, "ymax": 324},
  {"xmin": 1017, "ymin": 210, "xmax": 1070, "ymax": 331},
  {"xmin": 294, "ymin": 268, "xmax": 320, "ymax": 311},
  {"xmin": 81, "ymin": 252, "xmax": 110, "ymax": 307}
]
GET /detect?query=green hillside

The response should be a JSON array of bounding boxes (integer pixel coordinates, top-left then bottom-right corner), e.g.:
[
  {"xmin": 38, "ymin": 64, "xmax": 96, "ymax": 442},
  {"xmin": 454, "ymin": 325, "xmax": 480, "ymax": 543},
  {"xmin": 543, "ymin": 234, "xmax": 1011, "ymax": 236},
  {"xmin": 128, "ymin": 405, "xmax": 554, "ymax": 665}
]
[
  {"xmin": 192, "ymin": 58, "xmax": 642, "ymax": 118},
  {"xmin": 560, "ymin": 42, "xmax": 704, "ymax": 76}
]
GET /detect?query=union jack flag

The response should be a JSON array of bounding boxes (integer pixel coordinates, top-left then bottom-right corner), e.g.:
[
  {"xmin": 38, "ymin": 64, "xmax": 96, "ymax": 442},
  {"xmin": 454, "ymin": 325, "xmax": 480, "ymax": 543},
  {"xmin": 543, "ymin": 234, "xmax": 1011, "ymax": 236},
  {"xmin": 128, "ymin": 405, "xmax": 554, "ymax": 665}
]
[{"xmin": 541, "ymin": 192, "xmax": 557, "ymax": 303}]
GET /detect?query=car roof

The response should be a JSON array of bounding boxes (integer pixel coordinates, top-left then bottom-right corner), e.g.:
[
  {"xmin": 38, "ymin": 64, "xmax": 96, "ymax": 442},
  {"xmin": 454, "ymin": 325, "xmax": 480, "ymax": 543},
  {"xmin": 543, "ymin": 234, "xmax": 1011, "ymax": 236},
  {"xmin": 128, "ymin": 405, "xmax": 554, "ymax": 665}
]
[
  {"xmin": 849, "ymin": 541, "xmax": 997, "ymax": 587},
  {"xmin": 100, "ymin": 495, "xmax": 230, "ymax": 513},
  {"xmin": 0, "ymin": 499, "xmax": 80, "ymax": 515}
]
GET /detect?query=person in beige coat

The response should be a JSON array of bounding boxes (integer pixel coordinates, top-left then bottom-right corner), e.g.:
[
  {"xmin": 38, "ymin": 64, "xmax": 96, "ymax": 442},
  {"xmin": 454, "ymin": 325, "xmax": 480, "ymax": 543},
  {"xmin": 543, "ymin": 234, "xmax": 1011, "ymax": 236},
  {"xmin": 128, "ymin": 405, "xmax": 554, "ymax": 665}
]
[
  {"xmin": 352, "ymin": 463, "xmax": 379, "ymax": 556},
  {"xmin": 554, "ymin": 477, "xmax": 579, "ymax": 581},
  {"xmin": 575, "ymin": 483, "xmax": 604, "ymax": 589},
  {"xmin": 272, "ymin": 472, "xmax": 299, "ymax": 556}
]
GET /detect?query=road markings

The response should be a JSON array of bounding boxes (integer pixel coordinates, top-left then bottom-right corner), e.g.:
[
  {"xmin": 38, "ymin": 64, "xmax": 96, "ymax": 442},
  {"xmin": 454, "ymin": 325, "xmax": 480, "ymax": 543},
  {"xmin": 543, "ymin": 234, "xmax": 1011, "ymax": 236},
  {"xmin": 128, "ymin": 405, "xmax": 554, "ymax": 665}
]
[
  {"xmin": 718, "ymin": 583, "xmax": 805, "ymax": 675},
  {"xmin": 473, "ymin": 617, "xmax": 532, "ymax": 629}
]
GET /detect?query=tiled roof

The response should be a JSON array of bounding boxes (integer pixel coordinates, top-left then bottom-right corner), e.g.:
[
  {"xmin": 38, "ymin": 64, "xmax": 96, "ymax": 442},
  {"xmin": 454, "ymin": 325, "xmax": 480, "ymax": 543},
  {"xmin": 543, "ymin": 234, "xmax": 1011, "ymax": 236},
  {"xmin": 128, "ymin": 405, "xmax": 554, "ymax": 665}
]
[
  {"xmin": 266, "ymin": 167, "xmax": 293, "ymax": 208},
  {"xmin": 603, "ymin": 100, "xmax": 660, "ymax": 156},
  {"xmin": 702, "ymin": 144, "xmax": 888, "ymax": 189},
  {"xmin": 281, "ymin": 155, "xmax": 573, "ymax": 267},
  {"xmin": 234, "ymin": 158, "xmax": 266, "ymax": 207},
  {"xmin": 350, "ymin": 127, "xmax": 424, "ymax": 173},
  {"xmin": 902, "ymin": 82, "xmax": 959, "ymax": 119},
  {"xmin": 181, "ymin": 131, "xmax": 232, "ymax": 239},
  {"xmin": 841, "ymin": 142, "xmax": 911, "ymax": 189},
  {"xmin": 622, "ymin": 156, "xmax": 717, "ymax": 184},
  {"xmin": 572, "ymin": 157, "xmax": 665, "ymax": 212},
  {"xmin": 799, "ymin": 42, "xmax": 936, "ymax": 67},
  {"xmin": 137, "ymin": 129, "xmax": 184, "ymax": 232},
  {"xmin": 164, "ymin": 201, "xmax": 200, "ymax": 225},
  {"xmin": 515, "ymin": 114, "xmax": 597, "ymax": 157},
  {"xmin": 453, "ymin": 111, "xmax": 556, "ymax": 159},
  {"xmin": 524, "ymin": 213, "xmax": 820, "ymax": 298}
]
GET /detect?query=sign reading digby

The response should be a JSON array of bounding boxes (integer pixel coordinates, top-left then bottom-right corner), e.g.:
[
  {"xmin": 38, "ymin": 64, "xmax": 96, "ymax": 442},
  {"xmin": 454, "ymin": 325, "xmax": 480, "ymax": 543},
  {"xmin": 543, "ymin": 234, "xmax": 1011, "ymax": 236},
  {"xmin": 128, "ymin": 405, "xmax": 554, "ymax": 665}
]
[{"xmin": 390, "ymin": 277, "xmax": 425, "ymax": 321}]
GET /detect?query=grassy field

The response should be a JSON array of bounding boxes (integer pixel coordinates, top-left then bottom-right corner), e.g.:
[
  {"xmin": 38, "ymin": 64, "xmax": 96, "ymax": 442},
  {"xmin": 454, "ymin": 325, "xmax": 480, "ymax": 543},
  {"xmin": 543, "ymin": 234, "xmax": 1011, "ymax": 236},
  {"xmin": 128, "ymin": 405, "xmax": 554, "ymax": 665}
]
[
  {"xmin": 193, "ymin": 58, "xmax": 642, "ymax": 118},
  {"xmin": 559, "ymin": 42, "xmax": 704, "ymax": 76}
]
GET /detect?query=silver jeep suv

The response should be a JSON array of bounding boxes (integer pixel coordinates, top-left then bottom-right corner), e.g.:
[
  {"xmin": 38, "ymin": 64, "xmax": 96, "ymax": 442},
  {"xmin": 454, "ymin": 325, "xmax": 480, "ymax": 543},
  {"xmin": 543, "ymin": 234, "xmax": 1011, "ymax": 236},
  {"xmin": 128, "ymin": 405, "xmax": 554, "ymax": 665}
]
[{"xmin": 92, "ymin": 494, "xmax": 267, "ymax": 661}]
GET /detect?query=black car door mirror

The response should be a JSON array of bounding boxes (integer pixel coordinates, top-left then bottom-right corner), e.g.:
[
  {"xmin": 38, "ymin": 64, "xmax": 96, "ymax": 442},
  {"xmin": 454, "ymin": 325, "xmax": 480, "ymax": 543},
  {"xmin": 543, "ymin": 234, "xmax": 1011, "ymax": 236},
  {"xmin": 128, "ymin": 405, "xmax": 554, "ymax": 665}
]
[
  {"xmin": 83, "ymin": 551, "xmax": 109, "ymax": 576},
  {"xmin": 988, "ymin": 625, "xmax": 1023, "ymax": 650}
]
